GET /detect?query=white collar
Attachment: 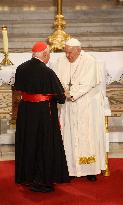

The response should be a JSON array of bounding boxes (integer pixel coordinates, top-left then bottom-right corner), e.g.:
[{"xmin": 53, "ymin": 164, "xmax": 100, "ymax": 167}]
[{"xmin": 34, "ymin": 56, "xmax": 44, "ymax": 63}]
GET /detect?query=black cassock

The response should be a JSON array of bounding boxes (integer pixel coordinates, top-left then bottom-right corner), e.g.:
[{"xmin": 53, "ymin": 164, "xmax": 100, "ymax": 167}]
[{"xmin": 14, "ymin": 58, "xmax": 69, "ymax": 185}]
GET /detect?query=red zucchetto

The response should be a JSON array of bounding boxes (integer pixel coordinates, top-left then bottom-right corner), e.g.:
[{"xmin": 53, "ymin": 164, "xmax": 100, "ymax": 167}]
[{"xmin": 32, "ymin": 41, "xmax": 47, "ymax": 52}]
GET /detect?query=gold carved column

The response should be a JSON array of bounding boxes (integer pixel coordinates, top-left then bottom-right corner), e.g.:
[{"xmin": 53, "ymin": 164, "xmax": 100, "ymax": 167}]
[
  {"xmin": 48, "ymin": 0, "xmax": 70, "ymax": 51},
  {"xmin": 103, "ymin": 116, "xmax": 110, "ymax": 176}
]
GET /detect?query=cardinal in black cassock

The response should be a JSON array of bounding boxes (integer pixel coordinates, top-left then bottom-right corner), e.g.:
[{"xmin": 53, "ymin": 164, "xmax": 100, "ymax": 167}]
[{"xmin": 14, "ymin": 42, "xmax": 69, "ymax": 192}]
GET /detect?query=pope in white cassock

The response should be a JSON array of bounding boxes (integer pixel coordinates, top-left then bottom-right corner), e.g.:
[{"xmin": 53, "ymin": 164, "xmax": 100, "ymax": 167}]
[{"xmin": 53, "ymin": 38, "xmax": 106, "ymax": 181}]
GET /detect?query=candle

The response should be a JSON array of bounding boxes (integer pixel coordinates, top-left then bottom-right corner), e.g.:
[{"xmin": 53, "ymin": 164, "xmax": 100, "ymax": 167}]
[{"xmin": 2, "ymin": 26, "xmax": 8, "ymax": 53}]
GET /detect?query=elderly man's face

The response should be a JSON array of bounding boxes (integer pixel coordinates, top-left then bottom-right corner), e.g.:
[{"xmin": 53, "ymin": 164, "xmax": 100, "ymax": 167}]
[
  {"xmin": 43, "ymin": 46, "xmax": 50, "ymax": 64},
  {"xmin": 64, "ymin": 45, "xmax": 81, "ymax": 63}
]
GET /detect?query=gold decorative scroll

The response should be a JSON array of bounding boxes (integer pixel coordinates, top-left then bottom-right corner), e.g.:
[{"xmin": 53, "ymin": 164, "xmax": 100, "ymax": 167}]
[{"xmin": 79, "ymin": 155, "xmax": 96, "ymax": 164}]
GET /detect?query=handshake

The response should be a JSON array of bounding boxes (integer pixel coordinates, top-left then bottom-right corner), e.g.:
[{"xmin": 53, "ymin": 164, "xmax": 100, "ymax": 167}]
[{"xmin": 64, "ymin": 87, "xmax": 74, "ymax": 101}]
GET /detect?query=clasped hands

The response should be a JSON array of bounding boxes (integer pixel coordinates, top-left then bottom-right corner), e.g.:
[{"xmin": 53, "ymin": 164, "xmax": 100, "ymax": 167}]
[{"xmin": 64, "ymin": 88, "xmax": 74, "ymax": 101}]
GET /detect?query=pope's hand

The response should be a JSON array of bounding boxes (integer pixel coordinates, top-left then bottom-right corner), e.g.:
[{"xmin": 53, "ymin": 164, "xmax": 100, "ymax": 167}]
[
  {"xmin": 64, "ymin": 88, "xmax": 73, "ymax": 101},
  {"xmin": 65, "ymin": 88, "xmax": 70, "ymax": 97}
]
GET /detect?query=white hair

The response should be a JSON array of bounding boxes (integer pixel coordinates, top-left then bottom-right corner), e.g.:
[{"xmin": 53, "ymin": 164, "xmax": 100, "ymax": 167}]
[{"xmin": 32, "ymin": 46, "xmax": 49, "ymax": 58}]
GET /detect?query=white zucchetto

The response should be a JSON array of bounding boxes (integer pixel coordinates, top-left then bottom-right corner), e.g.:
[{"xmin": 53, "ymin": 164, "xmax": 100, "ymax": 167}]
[{"xmin": 65, "ymin": 38, "xmax": 81, "ymax": 47}]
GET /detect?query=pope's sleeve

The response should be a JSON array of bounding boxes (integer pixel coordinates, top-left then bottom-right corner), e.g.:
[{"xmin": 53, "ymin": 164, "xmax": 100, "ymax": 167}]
[{"xmin": 70, "ymin": 59, "xmax": 98, "ymax": 101}]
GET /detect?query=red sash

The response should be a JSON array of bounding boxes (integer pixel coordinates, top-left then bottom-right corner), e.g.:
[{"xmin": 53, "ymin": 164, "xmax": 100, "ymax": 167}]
[{"xmin": 21, "ymin": 92, "xmax": 52, "ymax": 102}]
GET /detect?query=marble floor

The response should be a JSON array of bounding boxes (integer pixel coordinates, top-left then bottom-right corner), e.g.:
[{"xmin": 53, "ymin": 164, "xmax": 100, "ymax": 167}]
[{"xmin": 0, "ymin": 143, "xmax": 123, "ymax": 161}]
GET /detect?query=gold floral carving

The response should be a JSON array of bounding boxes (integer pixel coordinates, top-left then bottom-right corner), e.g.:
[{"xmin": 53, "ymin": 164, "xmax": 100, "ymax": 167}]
[{"xmin": 0, "ymin": 84, "xmax": 12, "ymax": 119}]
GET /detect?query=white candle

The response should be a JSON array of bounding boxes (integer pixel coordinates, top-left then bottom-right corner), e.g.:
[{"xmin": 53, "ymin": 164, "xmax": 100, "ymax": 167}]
[{"xmin": 2, "ymin": 26, "xmax": 8, "ymax": 53}]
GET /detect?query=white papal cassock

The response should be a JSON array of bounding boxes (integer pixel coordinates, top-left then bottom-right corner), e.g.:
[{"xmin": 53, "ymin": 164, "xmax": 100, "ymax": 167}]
[{"xmin": 53, "ymin": 51, "xmax": 106, "ymax": 176}]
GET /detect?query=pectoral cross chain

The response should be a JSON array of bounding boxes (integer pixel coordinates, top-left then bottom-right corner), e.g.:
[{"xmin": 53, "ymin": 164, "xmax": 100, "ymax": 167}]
[{"xmin": 68, "ymin": 79, "xmax": 72, "ymax": 91}]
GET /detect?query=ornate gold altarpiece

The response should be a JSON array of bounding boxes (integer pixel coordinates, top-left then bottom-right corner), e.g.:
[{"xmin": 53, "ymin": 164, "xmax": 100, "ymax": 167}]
[{"xmin": 0, "ymin": 84, "xmax": 20, "ymax": 126}]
